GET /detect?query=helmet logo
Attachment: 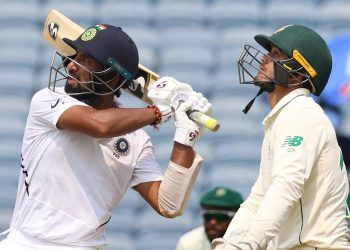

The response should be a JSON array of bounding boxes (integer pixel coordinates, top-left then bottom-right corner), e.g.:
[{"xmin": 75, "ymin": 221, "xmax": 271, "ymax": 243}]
[
  {"xmin": 81, "ymin": 28, "xmax": 97, "ymax": 41},
  {"xmin": 292, "ymin": 50, "xmax": 317, "ymax": 78},
  {"xmin": 274, "ymin": 24, "xmax": 293, "ymax": 34},
  {"xmin": 215, "ymin": 188, "xmax": 227, "ymax": 197}
]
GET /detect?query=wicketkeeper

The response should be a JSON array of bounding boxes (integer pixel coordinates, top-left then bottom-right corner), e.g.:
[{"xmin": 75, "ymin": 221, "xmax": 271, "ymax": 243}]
[{"xmin": 213, "ymin": 24, "xmax": 350, "ymax": 250}]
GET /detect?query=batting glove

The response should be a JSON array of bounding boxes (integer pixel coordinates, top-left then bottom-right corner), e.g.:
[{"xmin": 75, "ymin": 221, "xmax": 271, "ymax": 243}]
[
  {"xmin": 147, "ymin": 76, "xmax": 193, "ymax": 107},
  {"xmin": 174, "ymin": 91, "xmax": 212, "ymax": 147}
]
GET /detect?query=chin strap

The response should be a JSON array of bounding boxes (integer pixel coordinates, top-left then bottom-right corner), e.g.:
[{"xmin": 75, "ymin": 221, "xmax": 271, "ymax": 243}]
[{"xmin": 242, "ymin": 88, "xmax": 264, "ymax": 114}]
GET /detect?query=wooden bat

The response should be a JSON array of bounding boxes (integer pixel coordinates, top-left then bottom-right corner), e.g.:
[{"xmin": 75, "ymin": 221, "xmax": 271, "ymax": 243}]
[{"xmin": 43, "ymin": 9, "xmax": 220, "ymax": 132}]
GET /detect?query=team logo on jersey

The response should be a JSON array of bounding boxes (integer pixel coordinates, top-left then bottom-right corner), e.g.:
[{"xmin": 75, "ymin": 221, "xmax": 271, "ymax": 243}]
[
  {"xmin": 281, "ymin": 136, "xmax": 303, "ymax": 152},
  {"xmin": 113, "ymin": 137, "xmax": 129, "ymax": 156},
  {"xmin": 281, "ymin": 136, "xmax": 303, "ymax": 147}
]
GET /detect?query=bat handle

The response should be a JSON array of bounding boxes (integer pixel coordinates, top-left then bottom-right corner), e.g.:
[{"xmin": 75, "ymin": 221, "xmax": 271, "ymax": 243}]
[{"xmin": 188, "ymin": 111, "xmax": 220, "ymax": 132}]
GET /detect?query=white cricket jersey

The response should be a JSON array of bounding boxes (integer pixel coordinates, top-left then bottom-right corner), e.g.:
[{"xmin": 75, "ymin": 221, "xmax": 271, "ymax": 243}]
[
  {"xmin": 176, "ymin": 226, "xmax": 211, "ymax": 250},
  {"xmin": 9, "ymin": 88, "xmax": 163, "ymax": 248},
  {"xmin": 223, "ymin": 88, "xmax": 350, "ymax": 249}
]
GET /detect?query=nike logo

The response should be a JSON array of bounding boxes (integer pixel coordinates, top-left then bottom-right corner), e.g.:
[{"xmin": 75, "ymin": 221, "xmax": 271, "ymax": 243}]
[{"xmin": 51, "ymin": 98, "xmax": 62, "ymax": 108}]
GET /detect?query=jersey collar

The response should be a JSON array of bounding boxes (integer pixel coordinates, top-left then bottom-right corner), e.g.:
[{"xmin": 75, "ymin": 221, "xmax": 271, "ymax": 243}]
[{"xmin": 263, "ymin": 88, "xmax": 310, "ymax": 126}]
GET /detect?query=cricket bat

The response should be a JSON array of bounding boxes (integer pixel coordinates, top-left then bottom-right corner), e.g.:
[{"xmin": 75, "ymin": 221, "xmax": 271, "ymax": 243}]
[{"xmin": 43, "ymin": 9, "xmax": 220, "ymax": 132}]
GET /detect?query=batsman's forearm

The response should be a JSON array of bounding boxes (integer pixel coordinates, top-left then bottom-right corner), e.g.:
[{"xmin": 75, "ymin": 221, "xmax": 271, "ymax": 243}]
[
  {"xmin": 170, "ymin": 142, "xmax": 195, "ymax": 168},
  {"xmin": 90, "ymin": 107, "xmax": 156, "ymax": 137}
]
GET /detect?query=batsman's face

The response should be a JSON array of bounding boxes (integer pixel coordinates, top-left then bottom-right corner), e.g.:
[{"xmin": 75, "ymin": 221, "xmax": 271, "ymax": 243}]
[{"xmin": 65, "ymin": 50, "xmax": 103, "ymax": 94}]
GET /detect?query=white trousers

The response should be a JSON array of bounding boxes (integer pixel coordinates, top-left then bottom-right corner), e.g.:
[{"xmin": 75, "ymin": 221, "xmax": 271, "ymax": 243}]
[{"xmin": 0, "ymin": 230, "xmax": 100, "ymax": 250}]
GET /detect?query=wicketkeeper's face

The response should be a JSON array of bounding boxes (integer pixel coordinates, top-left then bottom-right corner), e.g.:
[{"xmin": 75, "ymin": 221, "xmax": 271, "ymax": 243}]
[{"xmin": 202, "ymin": 208, "xmax": 236, "ymax": 241}]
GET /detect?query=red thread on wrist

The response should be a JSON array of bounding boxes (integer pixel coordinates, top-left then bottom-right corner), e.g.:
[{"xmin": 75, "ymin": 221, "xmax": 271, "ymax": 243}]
[{"xmin": 148, "ymin": 105, "xmax": 161, "ymax": 126}]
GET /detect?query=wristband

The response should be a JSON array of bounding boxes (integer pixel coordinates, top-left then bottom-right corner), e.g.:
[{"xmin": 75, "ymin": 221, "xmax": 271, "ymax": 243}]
[{"xmin": 148, "ymin": 105, "xmax": 162, "ymax": 126}]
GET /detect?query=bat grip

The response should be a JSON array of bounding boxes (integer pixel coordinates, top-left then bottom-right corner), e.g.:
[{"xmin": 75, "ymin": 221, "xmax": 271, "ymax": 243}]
[{"xmin": 188, "ymin": 111, "xmax": 220, "ymax": 132}]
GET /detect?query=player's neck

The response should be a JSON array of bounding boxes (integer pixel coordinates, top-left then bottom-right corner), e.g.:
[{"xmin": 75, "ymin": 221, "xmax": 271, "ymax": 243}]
[
  {"xmin": 78, "ymin": 94, "xmax": 115, "ymax": 109},
  {"xmin": 93, "ymin": 95, "xmax": 116, "ymax": 109}
]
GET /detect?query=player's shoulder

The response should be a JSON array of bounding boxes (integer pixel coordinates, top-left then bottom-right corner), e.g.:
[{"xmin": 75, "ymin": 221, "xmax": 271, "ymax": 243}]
[
  {"xmin": 31, "ymin": 87, "xmax": 81, "ymax": 108},
  {"xmin": 284, "ymin": 94, "xmax": 323, "ymax": 120},
  {"xmin": 178, "ymin": 226, "xmax": 205, "ymax": 242},
  {"xmin": 176, "ymin": 227, "xmax": 206, "ymax": 250},
  {"xmin": 32, "ymin": 87, "xmax": 65, "ymax": 102},
  {"xmin": 129, "ymin": 127, "xmax": 152, "ymax": 145}
]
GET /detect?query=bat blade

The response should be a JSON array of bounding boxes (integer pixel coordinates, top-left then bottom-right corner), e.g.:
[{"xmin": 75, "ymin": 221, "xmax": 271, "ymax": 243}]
[
  {"xmin": 43, "ymin": 9, "xmax": 84, "ymax": 57},
  {"xmin": 42, "ymin": 9, "xmax": 220, "ymax": 132},
  {"xmin": 123, "ymin": 64, "xmax": 159, "ymax": 104}
]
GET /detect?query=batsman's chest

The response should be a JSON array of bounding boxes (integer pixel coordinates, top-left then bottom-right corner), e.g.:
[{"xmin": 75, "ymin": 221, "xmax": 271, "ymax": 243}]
[{"xmin": 99, "ymin": 136, "xmax": 139, "ymax": 169}]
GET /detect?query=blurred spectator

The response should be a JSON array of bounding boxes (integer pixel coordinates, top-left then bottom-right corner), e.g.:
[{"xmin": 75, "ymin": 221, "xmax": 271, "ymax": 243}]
[
  {"xmin": 316, "ymin": 33, "xmax": 350, "ymax": 168},
  {"xmin": 318, "ymin": 98, "xmax": 350, "ymax": 168},
  {"xmin": 176, "ymin": 187, "xmax": 244, "ymax": 250}
]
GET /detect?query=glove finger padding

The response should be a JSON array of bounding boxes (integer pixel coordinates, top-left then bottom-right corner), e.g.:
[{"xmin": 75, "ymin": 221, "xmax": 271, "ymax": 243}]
[
  {"xmin": 176, "ymin": 81, "xmax": 193, "ymax": 92},
  {"xmin": 147, "ymin": 77, "xmax": 177, "ymax": 104},
  {"xmin": 190, "ymin": 92, "xmax": 213, "ymax": 115},
  {"xmin": 147, "ymin": 76, "xmax": 193, "ymax": 107},
  {"xmin": 174, "ymin": 100, "xmax": 202, "ymax": 147}
]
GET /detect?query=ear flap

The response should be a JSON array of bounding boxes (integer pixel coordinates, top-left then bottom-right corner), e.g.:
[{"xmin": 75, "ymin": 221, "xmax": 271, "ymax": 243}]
[
  {"xmin": 93, "ymin": 67, "xmax": 118, "ymax": 83},
  {"xmin": 274, "ymin": 59, "xmax": 301, "ymax": 86},
  {"xmin": 274, "ymin": 62, "xmax": 289, "ymax": 86},
  {"xmin": 92, "ymin": 68, "xmax": 125, "ymax": 97}
]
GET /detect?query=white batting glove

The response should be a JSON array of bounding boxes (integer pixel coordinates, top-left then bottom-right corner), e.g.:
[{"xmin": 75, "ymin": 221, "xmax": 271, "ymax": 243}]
[
  {"xmin": 177, "ymin": 91, "xmax": 212, "ymax": 116},
  {"xmin": 174, "ymin": 92, "xmax": 212, "ymax": 147},
  {"xmin": 174, "ymin": 100, "xmax": 200, "ymax": 147},
  {"xmin": 147, "ymin": 76, "xmax": 193, "ymax": 107}
]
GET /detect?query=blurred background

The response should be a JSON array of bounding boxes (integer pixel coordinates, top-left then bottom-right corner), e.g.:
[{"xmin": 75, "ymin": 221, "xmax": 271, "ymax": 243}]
[{"xmin": 0, "ymin": 0, "xmax": 350, "ymax": 249}]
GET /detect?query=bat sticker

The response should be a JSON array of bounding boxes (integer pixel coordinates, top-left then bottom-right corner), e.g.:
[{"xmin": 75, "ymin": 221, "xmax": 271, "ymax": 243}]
[
  {"xmin": 124, "ymin": 77, "xmax": 146, "ymax": 99},
  {"xmin": 48, "ymin": 22, "xmax": 59, "ymax": 40}
]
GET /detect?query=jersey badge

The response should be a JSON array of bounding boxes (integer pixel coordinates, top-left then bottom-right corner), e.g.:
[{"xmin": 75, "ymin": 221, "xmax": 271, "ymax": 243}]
[
  {"xmin": 113, "ymin": 137, "xmax": 130, "ymax": 157},
  {"xmin": 281, "ymin": 135, "xmax": 303, "ymax": 152}
]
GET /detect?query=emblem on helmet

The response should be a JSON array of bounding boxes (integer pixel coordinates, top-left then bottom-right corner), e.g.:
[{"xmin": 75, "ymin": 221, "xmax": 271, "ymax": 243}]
[{"xmin": 81, "ymin": 28, "xmax": 97, "ymax": 41}]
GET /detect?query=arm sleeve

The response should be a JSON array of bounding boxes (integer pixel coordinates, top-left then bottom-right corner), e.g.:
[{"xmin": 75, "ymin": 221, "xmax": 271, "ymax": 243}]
[
  {"xmin": 30, "ymin": 89, "xmax": 88, "ymax": 130},
  {"xmin": 223, "ymin": 169, "xmax": 265, "ymax": 238},
  {"xmin": 158, "ymin": 153, "xmax": 203, "ymax": 218}
]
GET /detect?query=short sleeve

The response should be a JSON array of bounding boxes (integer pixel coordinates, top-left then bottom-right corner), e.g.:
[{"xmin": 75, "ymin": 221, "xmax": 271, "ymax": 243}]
[
  {"xmin": 29, "ymin": 88, "xmax": 89, "ymax": 130},
  {"xmin": 130, "ymin": 136, "xmax": 163, "ymax": 187}
]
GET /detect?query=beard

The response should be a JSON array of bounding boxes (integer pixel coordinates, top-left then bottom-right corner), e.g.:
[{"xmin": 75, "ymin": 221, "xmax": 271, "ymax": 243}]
[{"xmin": 64, "ymin": 79, "xmax": 99, "ymax": 106}]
